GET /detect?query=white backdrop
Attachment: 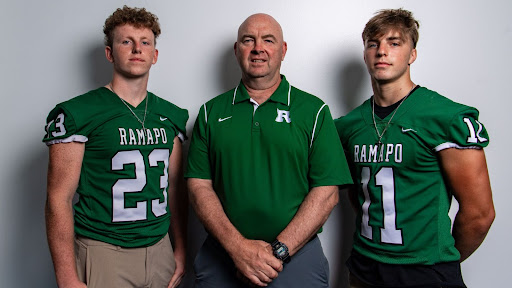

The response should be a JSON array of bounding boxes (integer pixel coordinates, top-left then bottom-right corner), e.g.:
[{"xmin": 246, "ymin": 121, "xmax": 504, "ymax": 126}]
[{"xmin": 1, "ymin": 0, "xmax": 510, "ymax": 287}]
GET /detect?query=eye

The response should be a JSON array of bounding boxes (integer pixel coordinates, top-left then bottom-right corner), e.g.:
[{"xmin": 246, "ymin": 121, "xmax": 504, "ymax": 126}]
[
  {"xmin": 142, "ymin": 41, "xmax": 151, "ymax": 45},
  {"xmin": 367, "ymin": 43, "xmax": 377, "ymax": 48},
  {"xmin": 122, "ymin": 40, "xmax": 131, "ymax": 45},
  {"xmin": 242, "ymin": 38, "xmax": 254, "ymax": 44},
  {"xmin": 391, "ymin": 42, "xmax": 400, "ymax": 47},
  {"xmin": 264, "ymin": 39, "xmax": 274, "ymax": 43}
]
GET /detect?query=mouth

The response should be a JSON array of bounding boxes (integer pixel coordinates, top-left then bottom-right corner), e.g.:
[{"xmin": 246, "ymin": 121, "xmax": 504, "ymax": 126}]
[
  {"xmin": 375, "ymin": 62, "xmax": 390, "ymax": 67},
  {"xmin": 130, "ymin": 58, "xmax": 145, "ymax": 62},
  {"xmin": 251, "ymin": 59, "xmax": 266, "ymax": 63}
]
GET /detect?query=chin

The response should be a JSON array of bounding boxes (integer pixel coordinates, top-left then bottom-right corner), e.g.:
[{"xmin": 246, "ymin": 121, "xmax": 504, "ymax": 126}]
[
  {"xmin": 371, "ymin": 73, "xmax": 395, "ymax": 82},
  {"xmin": 245, "ymin": 71, "xmax": 269, "ymax": 78}
]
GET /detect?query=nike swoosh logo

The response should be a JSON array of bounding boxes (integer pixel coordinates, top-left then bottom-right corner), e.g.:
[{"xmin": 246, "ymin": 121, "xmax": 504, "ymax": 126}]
[
  {"xmin": 218, "ymin": 116, "xmax": 232, "ymax": 122},
  {"xmin": 401, "ymin": 127, "xmax": 417, "ymax": 133},
  {"xmin": 160, "ymin": 117, "xmax": 168, "ymax": 121}
]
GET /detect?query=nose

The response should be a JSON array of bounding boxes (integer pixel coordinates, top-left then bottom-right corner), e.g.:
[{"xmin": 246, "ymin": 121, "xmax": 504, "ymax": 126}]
[
  {"xmin": 251, "ymin": 39, "xmax": 264, "ymax": 54},
  {"xmin": 377, "ymin": 45, "xmax": 387, "ymax": 57},
  {"xmin": 132, "ymin": 42, "xmax": 142, "ymax": 54}
]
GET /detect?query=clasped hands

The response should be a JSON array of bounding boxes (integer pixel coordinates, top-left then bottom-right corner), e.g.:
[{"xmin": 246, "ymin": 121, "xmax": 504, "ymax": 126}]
[{"xmin": 230, "ymin": 238, "xmax": 284, "ymax": 287}]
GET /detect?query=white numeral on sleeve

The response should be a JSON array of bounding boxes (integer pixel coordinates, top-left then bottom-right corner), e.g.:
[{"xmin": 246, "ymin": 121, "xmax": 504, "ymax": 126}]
[
  {"xmin": 52, "ymin": 113, "xmax": 67, "ymax": 137},
  {"xmin": 464, "ymin": 117, "xmax": 487, "ymax": 143}
]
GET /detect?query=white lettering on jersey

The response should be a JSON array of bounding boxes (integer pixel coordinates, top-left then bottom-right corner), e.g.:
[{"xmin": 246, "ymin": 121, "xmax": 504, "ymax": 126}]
[
  {"xmin": 368, "ymin": 145, "xmax": 379, "ymax": 163},
  {"xmin": 146, "ymin": 129, "xmax": 154, "ymax": 145},
  {"xmin": 360, "ymin": 145, "xmax": 367, "ymax": 162},
  {"xmin": 354, "ymin": 144, "xmax": 403, "ymax": 163},
  {"xmin": 153, "ymin": 128, "xmax": 161, "ymax": 144},
  {"xmin": 394, "ymin": 144, "xmax": 403, "ymax": 163},
  {"xmin": 137, "ymin": 129, "xmax": 146, "ymax": 145},
  {"xmin": 275, "ymin": 109, "xmax": 291, "ymax": 123},
  {"xmin": 128, "ymin": 129, "xmax": 137, "ymax": 145},
  {"xmin": 119, "ymin": 128, "xmax": 168, "ymax": 146},
  {"xmin": 160, "ymin": 128, "xmax": 167, "ymax": 144},
  {"xmin": 119, "ymin": 128, "xmax": 127, "ymax": 145},
  {"xmin": 385, "ymin": 144, "xmax": 394, "ymax": 162}
]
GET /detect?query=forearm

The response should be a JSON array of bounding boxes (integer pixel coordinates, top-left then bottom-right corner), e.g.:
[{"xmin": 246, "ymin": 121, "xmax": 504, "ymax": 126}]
[
  {"xmin": 187, "ymin": 178, "xmax": 244, "ymax": 253},
  {"xmin": 46, "ymin": 142, "xmax": 85, "ymax": 287},
  {"xmin": 46, "ymin": 198, "xmax": 81, "ymax": 287},
  {"xmin": 188, "ymin": 178, "xmax": 284, "ymax": 286},
  {"xmin": 439, "ymin": 148, "xmax": 495, "ymax": 262},
  {"xmin": 277, "ymin": 185, "xmax": 339, "ymax": 256},
  {"xmin": 168, "ymin": 188, "xmax": 187, "ymax": 288},
  {"xmin": 453, "ymin": 207, "xmax": 495, "ymax": 262},
  {"xmin": 169, "ymin": 186, "xmax": 188, "ymax": 261}
]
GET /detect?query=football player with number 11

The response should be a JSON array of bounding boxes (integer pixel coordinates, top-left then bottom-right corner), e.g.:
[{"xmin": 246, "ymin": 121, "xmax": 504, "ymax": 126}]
[{"xmin": 335, "ymin": 8, "xmax": 495, "ymax": 288}]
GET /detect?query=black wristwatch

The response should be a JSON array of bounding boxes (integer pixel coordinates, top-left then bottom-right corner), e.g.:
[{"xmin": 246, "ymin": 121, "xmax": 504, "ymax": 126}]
[{"xmin": 271, "ymin": 239, "xmax": 291, "ymax": 263}]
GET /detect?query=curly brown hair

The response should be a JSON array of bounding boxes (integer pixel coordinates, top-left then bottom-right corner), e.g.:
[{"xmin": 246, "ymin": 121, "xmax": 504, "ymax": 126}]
[
  {"xmin": 362, "ymin": 8, "xmax": 419, "ymax": 48},
  {"xmin": 103, "ymin": 5, "xmax": 161, "ymax": 48}
]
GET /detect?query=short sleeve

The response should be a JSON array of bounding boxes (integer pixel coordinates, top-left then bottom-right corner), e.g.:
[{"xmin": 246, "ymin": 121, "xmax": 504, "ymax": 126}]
[
  {"xmin": 308, "ymin": 105, "xmax": 353, "ymax": 187},
  {"xmin": 168, "ymin": 105, "xmax": 189, "ymax": 143},
  {"xmin": 185, "ymin": 104, "xmax": 211, "ymax": 179},
  {"xmin": 435, "ymin": 109, "xmax": 489, "ymax": 151},
  {"xmin": 42, "ymin": 105, "xmax": 88, "ymax": 145}
]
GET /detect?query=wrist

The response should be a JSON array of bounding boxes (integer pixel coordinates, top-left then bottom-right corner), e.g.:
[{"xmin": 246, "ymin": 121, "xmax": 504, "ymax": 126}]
[{"xmin": 271, "ymin": 239, "xmax": 290, "ymax": 263}]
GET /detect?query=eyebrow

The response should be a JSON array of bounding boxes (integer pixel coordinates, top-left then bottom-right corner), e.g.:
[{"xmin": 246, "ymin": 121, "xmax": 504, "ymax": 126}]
[
  {"xmin": 240, "ymin": 34, "xmax": 278, "ymax": 41},
  {"xmin": 262, "ymin": 34, "xmax": 277, "ymax": 40},
  {"xmin": 366, "ymin": 36, "xmax": 403, "ymax": 43},
  {"xmin": 386, "ymin": 36, "xmax": 403, "ymax": 41}
]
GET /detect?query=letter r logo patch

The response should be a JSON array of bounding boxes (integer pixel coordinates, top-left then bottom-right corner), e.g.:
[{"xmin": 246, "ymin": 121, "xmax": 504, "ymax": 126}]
[{"xmin": 275, "ymin": 109, "xmax": 291, "ymax": 123}]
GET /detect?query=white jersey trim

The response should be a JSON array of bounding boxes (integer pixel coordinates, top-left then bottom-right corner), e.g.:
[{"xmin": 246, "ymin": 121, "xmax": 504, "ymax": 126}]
[
  {"xmin": 310, "ymin": 104, "xmax": 327, "ymax": 148},
  {"xmin": 45, "ymin": 135, "xmax": 88, "ymax": 146},
  {"xmin": 434, "ymin": 142, "xmax": 482, "ymax": 152},
  {"xmin": 203, "ymin": 103, "xmax": 208, "ymax": 124},
  {"xmin": 287, "ymin": 85, "xmax": 291, "ymax": 106},
  {"xmin": 232, "ymin": 86, "xmax": 238, "ymax": 105},
  {"xmin": 177, "ymin": 132, "xmax": 186, "ymax": 143}
]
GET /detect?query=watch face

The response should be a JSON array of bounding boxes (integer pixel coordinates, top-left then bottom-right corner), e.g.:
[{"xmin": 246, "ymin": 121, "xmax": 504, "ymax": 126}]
[
  {"xmin": 272, "ymin": 241, "xmax": 291, "ymax": 263},
  {"xmin": 276, "ymin": 246, "xmax": 287, "ymax": 256}
]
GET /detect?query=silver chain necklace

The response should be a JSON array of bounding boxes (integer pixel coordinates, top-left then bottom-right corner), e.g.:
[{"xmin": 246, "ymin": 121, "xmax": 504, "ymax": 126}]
[
  {"xmin": 110, "ymin": 84, "xmax": 148, "ymax": 132},
  {"xmin": 372, "ymin": 84, "xmax": 416, "ymax": 146}
]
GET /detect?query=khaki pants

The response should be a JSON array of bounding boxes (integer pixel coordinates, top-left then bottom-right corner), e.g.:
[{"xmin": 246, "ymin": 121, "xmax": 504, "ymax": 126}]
[{"xmin": 75, "ymin": 233, "xmax": 175, "ymax": 288}]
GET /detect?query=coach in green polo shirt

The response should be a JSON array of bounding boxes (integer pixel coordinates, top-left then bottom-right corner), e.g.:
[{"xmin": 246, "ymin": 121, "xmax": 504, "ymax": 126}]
[{"xmin": 186, "ymin": 13, "xmax": 352, "ymax": 288}]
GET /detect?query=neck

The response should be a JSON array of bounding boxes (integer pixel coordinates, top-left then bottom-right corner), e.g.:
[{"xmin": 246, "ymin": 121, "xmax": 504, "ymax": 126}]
[
  {"xmin": 107, "ymin": 75, "xmax": 149, "ymax": 107},
  {"xmin": 371, "ymin": 77, "xmax": 415, "ymax": 107},
  {"xmin": 242, "ymin": 73, "xmax": 282, "ymax": 104}
]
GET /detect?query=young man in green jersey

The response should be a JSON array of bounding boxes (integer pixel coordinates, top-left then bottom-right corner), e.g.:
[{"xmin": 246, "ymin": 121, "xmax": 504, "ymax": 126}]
[
  {"xmin": 43, "ymin": 6, "xmax": 188, "ymax": 288},
  {"xmin": 335, "ymin": 9, "xmax": 495, "ymax": 288},
  {"xmin": 186, "ymin": 13, "xmax": 352, "ymax": 288}
]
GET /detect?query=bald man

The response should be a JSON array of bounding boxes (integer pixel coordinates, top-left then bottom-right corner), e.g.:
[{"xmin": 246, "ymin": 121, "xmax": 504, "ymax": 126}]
[{"xmin": 186, "ymin": 13, "xmax": 352, "ymax": 287}]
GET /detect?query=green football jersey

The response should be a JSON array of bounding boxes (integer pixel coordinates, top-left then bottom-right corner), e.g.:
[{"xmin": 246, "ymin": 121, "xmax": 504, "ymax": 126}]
[
  {"xmin": 335, "ymin": 86, "xmax": 489, "ymax": 265},
  {"xmin": 186, "ymin": 76, "xmax": 353, "ymax": 242},
  {"xmin": 43, "ymin": 87, "xmax": 188, "ymax": 248}
]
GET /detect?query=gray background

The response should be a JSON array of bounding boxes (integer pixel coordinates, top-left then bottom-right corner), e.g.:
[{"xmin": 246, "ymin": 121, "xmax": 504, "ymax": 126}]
[{"xmin": 1, "ymin": 0, "xmax": 510, "ymax": 287}]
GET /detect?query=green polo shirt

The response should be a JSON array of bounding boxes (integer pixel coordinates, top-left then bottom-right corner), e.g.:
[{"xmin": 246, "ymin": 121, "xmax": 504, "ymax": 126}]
[{"xmin": 186, "ymin": 76, "xmax": 352, "ymax": 242}]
